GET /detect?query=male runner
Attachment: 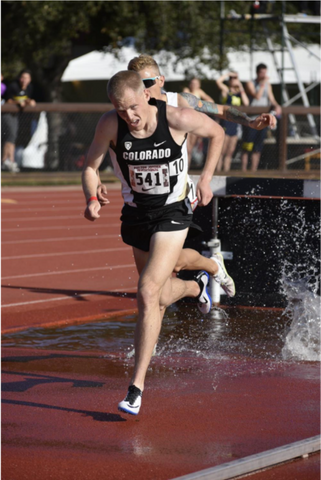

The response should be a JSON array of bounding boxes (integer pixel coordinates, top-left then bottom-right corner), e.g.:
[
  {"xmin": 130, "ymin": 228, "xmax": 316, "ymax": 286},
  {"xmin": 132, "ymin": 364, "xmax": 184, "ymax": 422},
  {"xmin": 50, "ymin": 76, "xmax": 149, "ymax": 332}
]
[
  {"xmin": 127, "ymin": 55, "xmax": 276, "ymax": 150},
  {"xmin": 96, "ymin": 54, "xmax": 272, "ymax": 299},
  {"xmin": 83, "ymin": 70, "xmax": 228, "ymax": 415}
]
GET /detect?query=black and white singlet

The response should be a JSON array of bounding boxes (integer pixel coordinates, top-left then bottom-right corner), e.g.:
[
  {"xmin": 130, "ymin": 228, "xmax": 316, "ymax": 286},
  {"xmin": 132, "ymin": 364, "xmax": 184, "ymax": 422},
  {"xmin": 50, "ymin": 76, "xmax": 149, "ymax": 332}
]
[{"xmin": 110, "ymin": 98, "xmax": 188, "ymax": 209}]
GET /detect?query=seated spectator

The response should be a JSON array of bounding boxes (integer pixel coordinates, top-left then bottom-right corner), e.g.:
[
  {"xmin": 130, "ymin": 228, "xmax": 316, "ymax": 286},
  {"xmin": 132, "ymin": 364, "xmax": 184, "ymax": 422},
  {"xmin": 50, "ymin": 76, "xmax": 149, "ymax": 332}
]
[{"xmin": 216, "ymin": 71, "xmax": 249, "ymax": 172}]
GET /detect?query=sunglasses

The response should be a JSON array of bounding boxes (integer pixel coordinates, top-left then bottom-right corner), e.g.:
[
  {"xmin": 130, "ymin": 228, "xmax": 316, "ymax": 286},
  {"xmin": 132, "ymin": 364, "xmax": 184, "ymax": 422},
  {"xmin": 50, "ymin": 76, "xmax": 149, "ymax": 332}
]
[
  {"xmin": 229, "ymin": 75, "xmax": 238, "ymax": 80},
  {"xmin": 142, "ymin": 76, "xmax": 160, "ymax": 88}
]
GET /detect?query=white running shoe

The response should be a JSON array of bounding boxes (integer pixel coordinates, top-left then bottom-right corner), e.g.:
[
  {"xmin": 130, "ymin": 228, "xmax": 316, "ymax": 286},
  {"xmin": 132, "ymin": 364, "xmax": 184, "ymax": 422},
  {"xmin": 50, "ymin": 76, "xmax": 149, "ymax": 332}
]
[
  {"xmin": 118, "ymin": 385, "xmax": 142, "ymax": 415},
  {"xmin": 1, "ymin": 159, "xmax": 20, "ymax": 173},
  {"xmin": 212, "ymin": 253, "xmax": 236, "ymax": 297},
  {"xmin": 195, "ymin": 271, "xmax": 212, "ymax": 314}
]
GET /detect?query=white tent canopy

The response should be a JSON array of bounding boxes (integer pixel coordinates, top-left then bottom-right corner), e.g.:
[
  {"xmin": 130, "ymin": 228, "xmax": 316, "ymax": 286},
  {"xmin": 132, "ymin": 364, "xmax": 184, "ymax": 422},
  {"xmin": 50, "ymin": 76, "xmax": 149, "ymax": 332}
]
[{"xmin": 61, "ymin": 44, "xmax": 320, "ymax": 84}]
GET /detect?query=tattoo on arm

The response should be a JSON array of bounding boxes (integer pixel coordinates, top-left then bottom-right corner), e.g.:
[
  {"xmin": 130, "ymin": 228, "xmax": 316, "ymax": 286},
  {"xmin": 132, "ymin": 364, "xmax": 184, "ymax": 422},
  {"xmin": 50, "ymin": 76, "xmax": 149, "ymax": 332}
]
[
  {"xmin": 225, "ymin": 107, "xmax": 253, "ymax": 126},
  {"xmin": 179, "ymin": 92, "xmax": 219, "ymax": 116}
]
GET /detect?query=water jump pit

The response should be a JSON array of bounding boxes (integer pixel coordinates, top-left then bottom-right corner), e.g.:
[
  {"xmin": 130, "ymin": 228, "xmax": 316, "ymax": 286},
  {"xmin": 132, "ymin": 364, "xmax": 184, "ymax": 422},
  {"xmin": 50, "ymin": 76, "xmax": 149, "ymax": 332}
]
[{"xmin": 2, "ymin": 300, "xmax": 320, "ymax": 480}]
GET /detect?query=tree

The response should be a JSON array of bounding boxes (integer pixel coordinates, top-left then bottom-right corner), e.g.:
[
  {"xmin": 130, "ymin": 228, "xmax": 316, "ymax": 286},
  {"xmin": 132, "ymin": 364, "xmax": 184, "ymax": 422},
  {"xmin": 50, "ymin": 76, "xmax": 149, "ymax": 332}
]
[{"xmin": 2, "ymin": 0, "xmax": 319, "ymax": 101}]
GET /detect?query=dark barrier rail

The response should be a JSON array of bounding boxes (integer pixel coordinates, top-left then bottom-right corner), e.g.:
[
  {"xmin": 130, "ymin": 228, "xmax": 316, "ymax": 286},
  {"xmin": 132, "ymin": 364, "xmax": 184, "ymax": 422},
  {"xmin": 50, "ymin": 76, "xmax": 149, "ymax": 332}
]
[{"xmin": 1, "ymin": 104, "xmax": 320, "ymax": 173}]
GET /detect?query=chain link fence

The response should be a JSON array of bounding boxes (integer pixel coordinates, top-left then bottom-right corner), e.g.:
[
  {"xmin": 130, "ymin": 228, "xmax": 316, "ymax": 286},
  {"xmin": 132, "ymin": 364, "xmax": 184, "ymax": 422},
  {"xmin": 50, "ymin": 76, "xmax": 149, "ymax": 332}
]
[{"xmin": 1, "ymin": 104, "xmax": 320, "ymax": 174}]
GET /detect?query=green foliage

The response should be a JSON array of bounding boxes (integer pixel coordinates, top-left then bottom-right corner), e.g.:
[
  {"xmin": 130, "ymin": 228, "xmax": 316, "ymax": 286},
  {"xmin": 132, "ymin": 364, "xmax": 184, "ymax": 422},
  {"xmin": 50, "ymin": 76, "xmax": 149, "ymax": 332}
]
[{"xmin": 2, "ymin": 0, "xmax": 320, "ymax": 99}]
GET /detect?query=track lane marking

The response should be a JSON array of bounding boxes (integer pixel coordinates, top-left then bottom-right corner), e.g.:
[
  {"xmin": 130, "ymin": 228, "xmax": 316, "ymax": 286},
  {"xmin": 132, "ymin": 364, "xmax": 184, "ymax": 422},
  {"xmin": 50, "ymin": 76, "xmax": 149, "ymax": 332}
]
[
  {"xmin": 2, "ymin": 223, "xmax": 120, "ymax": 233},
  {"xmin": 2, "ymin": 247, "xmax": 131, "ymax": 260},
  {"xmin": 1, "ymin": 205, "xmax": 120, "ymax": 213},
  {"xmin": 1, "ymin": 213, "xmax": 120, "ymax": 222},
  {"xmin": 2, "ymin": 286, "xmax": 137, "ymax": 308},
  {"xmin": 1, "ymin": 199, "xmax": 17, "ymax": 204},
  {"xmin": 2, "ymin": 263, "xmax": 136, "ymax": 280},
  {"xmin": 2, "ymin": 234, "xmax": 120, "ymax": 245}
]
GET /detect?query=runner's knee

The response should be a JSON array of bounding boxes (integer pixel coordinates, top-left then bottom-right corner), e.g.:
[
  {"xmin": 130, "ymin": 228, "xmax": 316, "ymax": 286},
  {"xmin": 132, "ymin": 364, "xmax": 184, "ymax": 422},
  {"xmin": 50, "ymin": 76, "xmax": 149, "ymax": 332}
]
[{"xmin": 137, "ymin": 279, "xmax": 161, "ymax": 309}]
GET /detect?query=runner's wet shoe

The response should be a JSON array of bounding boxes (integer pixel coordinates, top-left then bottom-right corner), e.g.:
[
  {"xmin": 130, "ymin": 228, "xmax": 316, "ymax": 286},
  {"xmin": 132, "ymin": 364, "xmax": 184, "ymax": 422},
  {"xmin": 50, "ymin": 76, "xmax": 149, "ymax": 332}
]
[
  {"xmin": 211, "ymin": 253, "xmax": 236, "ymax": 297},
  {"xmin": 195, "ymin": 271, "xmax": 212, "ymax": 314},
  {"xmin": 118, "ymin": 385, "xmax": 142, "ymax": 415}
]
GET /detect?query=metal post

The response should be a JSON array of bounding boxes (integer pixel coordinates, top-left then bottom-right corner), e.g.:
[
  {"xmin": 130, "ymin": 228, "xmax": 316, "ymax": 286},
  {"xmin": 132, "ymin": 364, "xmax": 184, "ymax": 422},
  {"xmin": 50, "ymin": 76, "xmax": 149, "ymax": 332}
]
[
  {"xmin": 281, "ymin": 0, "xmax": 285, "ymax": 106},
  {"xmin": 208, "ymin": 197, "xmax": 221, "ymax": 305},
  {"xmin": 283, "ymin": 22, "xmax": 319, "ymax": 137},
  {"xmin": 219, "ymin": 1, "xmax": 225, "ymax": 74},
  {"xmin": 250, "ymin": 14, "xmax": 254, "ymax": 79},
  {"xmin": 212, "ymin": 196, "xmax": 218, "ymax": 240}
]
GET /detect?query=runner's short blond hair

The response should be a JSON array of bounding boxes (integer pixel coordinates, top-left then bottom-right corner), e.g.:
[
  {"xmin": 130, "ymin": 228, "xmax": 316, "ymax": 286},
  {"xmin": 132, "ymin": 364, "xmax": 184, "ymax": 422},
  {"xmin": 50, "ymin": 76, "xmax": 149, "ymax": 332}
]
[
  {"xmin": 107, "ymin": 70, "xmax": 144, "ymax": 101},
  {"xmin": 128, "ymin": 54, "xmax": 160, "ymax": 74}
]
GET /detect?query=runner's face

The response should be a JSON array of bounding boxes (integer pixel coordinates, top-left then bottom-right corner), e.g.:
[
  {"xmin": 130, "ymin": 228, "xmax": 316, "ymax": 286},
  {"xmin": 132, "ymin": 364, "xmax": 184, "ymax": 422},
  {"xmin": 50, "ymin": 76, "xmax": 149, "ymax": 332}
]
[
  {"xmin": 137, "ymin": 68, "xmax": 164, "ymax": 99},
  {"xmin": 112, "ymin": 88, "xmax": 150, "ymax": 131}
]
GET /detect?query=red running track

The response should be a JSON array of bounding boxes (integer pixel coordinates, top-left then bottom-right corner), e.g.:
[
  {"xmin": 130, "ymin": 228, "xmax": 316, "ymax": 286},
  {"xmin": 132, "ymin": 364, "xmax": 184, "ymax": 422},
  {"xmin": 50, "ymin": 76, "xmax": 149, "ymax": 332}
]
[
  {"xmin": 2, "ymin": 186, "xmax": 320, "ymax": 480},
  {"xmin": 2, "ymin": 185, "xmax": 139, "ymax": 333}
]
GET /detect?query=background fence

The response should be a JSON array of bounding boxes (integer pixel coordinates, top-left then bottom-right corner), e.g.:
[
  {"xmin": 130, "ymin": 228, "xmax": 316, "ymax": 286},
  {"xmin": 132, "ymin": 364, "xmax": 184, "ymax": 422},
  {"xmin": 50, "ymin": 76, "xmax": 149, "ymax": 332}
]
[{"xmin": 1, "ymin": 103, "xmax": 320, "ymax": 174}]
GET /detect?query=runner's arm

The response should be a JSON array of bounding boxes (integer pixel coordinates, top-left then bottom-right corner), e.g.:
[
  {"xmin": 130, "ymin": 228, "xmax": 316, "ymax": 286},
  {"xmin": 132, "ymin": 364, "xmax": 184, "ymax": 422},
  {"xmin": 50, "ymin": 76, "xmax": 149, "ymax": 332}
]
[
  {"xmin": 168, "ymin": 107, "xmax": 225, "ymax": 206},
  {"xmin": 82, "ymin": 112, "xmax": 116, "ymax": 220},
  {"xmin": 179, "ymin": 92, "xmax": 275, "ymax": 130}
]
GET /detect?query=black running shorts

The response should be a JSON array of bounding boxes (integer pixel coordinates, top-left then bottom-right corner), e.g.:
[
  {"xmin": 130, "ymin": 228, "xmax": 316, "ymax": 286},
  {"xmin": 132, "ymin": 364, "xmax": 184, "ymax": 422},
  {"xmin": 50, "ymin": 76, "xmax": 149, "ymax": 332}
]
[{"xmin": 120, "ymin": 198, "xmax": 202, "ymax": 252}]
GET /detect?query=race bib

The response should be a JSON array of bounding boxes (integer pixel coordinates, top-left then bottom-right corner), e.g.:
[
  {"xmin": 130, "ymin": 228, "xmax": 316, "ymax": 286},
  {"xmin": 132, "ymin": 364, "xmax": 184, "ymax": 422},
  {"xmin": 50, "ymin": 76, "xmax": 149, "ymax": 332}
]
[{"xmin": 129, "ymin": 164, "xmax": 170, "ymax": 194}]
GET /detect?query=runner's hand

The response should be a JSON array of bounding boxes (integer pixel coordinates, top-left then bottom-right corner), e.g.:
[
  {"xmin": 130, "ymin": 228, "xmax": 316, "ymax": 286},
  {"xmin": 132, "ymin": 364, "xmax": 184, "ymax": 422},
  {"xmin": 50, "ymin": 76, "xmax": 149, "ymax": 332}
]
[
  {"xmin": 84, "ymin": 200, "xmax": 101, "ymax": 221},
  {"xmin": 196, "ymin": 179, "xmax": 213, "ymax": 207},
  {"xmin": 97, "ymin": 183, "xmax": 110, "ymax": 206},
  {"xmin": 250, "ymin": 113, "xmax": 277, "ymax": 130}
]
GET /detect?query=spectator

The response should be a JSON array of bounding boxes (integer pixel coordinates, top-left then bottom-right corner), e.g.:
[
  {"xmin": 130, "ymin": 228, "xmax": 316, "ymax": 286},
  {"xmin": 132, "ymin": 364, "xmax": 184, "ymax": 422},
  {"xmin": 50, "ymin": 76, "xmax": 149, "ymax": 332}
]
[
  {"xmin": 2, "ymin": 69, "xmax": 36, "ymax": 173},
  {"xmin": 241, "ymin": 63, "xmax": 281, "ymax": 172},
  {"xmin": 183, "ymin": 78, "xmax": 215, "ymax": 166},
  {"xmin": 216, "ymin": 71, "xmax": 249, "ymax": 172},
  {"xmin": 5, "ymin": 69, "xmax": 36, "ymax": 108}
]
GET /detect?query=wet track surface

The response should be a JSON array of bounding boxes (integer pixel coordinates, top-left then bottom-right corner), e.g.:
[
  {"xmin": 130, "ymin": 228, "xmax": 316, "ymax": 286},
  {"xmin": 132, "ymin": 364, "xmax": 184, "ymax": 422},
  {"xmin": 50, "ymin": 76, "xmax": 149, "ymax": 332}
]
[
  {"xmin": 2, "ymin": 187, "xmax": 320, "ymax": 479},
  {"xmin": 2, "ymin": 305, "xmax": 320, "ymax": 480}
]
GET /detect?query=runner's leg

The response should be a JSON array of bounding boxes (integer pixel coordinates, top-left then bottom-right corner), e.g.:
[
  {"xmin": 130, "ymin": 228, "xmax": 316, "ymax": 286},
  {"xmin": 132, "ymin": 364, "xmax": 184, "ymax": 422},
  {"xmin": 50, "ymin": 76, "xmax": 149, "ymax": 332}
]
[
  {"xmin": 131, "ymin": 230, "xmax": 200, "ymax": 391},
  {"xmin": 175, "ymin": 248, "xmax": 219, "ymax": 276}
]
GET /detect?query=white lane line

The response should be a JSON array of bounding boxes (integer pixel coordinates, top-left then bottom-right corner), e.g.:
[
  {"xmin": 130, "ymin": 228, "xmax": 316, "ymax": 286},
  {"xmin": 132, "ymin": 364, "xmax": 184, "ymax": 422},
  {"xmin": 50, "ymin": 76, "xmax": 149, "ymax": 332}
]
[
  {"xmin": 2, "ymin": 263, "xmax": 136, "ymax": 280},
  {"xmin": 2, "ymin": 234, "xmax": 120, "ymax": 245},
  {"xmin": 2, "ymin": 223, "xmax": 120, "ymax": 233},
  {"xmin": 1, "ymin": 190, "xmax": 121, "ymax": 195},
  {"xmin": 1, "ymin": 205, "xmax": 121, "ymax": 214},
  {"xmin": 1, "ymin": 213, "xmax": 120, "ymax": 222},
  {"xmin": 2, "ymin": 287, "xmax": 137, "ymax": 308},
  {"xmin": 1, "ymin": 192, "xmax": 123, "ymax": 202},
  {"xmin": 2, "ymin": 247, "xmax": 130, "ymax": 260}
]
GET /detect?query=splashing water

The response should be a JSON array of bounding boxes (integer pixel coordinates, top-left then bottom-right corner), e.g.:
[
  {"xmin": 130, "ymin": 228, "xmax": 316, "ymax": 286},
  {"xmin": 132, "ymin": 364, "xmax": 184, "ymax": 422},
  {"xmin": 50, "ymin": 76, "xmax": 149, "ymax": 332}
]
[
  {"xmin": 277, "ymin": 199, "xmax": 320, "ymax": 362},
  {"xmin": 281, "ymin": 275, "xmax": 320, "ymax": 362}
]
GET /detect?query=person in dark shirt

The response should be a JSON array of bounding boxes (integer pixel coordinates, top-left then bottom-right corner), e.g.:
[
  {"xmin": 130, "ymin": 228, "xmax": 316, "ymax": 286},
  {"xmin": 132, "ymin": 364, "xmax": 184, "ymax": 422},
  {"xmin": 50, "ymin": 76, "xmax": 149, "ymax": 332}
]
[
  {"xmin": 2, "ymin": 69, "xmax": 36, "ymax": 172},
  {"xmin": 82, "ymin": 70, "xmax": 234, "ymax": 415},
  {"xmin": 5, "ymin": 69, "xmax": 36, "ymax": 108}
]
